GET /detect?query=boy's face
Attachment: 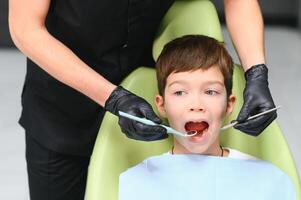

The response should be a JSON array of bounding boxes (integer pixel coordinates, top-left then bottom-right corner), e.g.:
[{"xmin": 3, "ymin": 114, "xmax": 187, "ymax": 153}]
[{"xmin": 155, "ymin": 65, "xmax": 235, "ymax": 155}]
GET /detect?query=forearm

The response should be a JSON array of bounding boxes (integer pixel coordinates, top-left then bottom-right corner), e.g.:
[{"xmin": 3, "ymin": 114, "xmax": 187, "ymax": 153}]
[
  {"xmin": 224, "ymin": 0, "xmax": 265, "ymax": 71},
  {"xmin": 10, "ymin": 26, "xmax": 115, "ymax": 107}
]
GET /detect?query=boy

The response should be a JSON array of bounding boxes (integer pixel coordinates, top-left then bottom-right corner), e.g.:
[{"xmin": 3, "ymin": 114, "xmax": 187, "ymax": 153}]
[{"xmin": 119, "ymin": 35, "xmax": 295, "ymax": 200}]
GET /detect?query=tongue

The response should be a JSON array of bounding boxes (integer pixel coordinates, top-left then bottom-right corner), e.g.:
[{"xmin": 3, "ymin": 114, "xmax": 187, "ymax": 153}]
[{"xmin": 185, "ymin": 121, "xmax": 209, "ymax": 134}]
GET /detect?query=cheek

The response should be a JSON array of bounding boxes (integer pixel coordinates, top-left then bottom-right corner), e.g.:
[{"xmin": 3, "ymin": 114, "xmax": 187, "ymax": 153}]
[
  {"xmin": 208, "ymin": 99, "xmax": 228, "ymax": 121},
  {"xmin": 165, "ymin": 106, "xmax": 178, "ymax": 126},
  {"xmin": 164, "ymin": 98, "xmax": 184, "ymax": 126}
]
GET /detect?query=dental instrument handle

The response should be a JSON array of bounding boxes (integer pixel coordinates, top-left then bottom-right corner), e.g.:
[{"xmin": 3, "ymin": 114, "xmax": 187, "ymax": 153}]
[
  {"xmin": 118, "ymin": 111, "xmax": 195, "ymax": 137},
  {"xmin": 119, "ymin": 111, "xmax": 157, "ymax": 126},
  {"xmin": 160, "ymin": 125, "xmax": 188, "ymax": 137},
  {"xmin": 220, "ymin": 105, "xmax": 282, "ymax": 131}
]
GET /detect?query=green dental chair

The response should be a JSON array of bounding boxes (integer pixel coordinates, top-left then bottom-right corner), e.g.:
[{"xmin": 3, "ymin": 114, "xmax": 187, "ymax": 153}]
[{"xmin": 85, "ymin": 0, "xmax": 301, "ymax": 199}]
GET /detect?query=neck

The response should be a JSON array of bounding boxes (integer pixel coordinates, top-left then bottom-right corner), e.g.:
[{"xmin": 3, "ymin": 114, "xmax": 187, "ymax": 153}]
[{"xmin": 172, "ymin": 140, "xmax": 226, "ymax": 157}]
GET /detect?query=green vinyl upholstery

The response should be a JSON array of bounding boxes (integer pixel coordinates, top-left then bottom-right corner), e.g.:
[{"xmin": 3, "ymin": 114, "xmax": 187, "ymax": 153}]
[{"xmin": 85, "ymin": 1, "xmax": 301, "ymax": 199}]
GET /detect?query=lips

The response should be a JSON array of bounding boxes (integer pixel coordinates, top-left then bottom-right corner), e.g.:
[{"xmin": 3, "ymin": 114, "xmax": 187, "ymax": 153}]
[{"xmin": 185, "ymin": 121, "xmax": 209, "ymax": 136}]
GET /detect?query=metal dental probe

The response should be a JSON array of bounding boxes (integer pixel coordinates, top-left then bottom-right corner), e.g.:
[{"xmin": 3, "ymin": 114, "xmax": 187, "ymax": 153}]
[{"xmin": 220, "ymin": 106, "xmax": 282, "ymax": 131}]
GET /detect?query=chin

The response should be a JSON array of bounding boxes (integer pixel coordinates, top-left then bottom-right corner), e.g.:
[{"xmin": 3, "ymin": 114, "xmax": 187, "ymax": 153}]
[{"xmin": 184, "ymin": 143, "xmax": 210, "ymax": 154}]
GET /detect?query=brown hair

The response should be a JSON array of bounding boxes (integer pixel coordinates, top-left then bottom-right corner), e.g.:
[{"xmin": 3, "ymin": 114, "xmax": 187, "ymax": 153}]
[{"xmin": 156, "ymin": 35, "xmax": 234, "ymax": 97}]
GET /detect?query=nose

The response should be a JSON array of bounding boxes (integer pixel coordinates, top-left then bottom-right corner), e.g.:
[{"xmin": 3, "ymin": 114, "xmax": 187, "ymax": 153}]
[
  {"xmin": 190, "ymin": 107, "xmax": 205, "ymax": 112},
  {"xmin": 189, "ymin": 94, "xmax": 205, "ymax": 112}
]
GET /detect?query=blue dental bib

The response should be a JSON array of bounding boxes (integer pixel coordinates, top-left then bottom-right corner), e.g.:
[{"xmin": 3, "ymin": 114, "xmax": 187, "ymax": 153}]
[{"xmin": 119, "ymin": 154, "xmax": 295, "ymax": 200}]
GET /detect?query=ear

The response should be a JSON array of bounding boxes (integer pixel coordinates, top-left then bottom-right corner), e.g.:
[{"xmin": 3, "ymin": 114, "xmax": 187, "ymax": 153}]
[
  {"xmin": 226, "ymin": 94, "xmax": 236, "ymax": 117},
  {"xmin": 155, "ymin": 95, "xmax": 167, "ymax": 118}
]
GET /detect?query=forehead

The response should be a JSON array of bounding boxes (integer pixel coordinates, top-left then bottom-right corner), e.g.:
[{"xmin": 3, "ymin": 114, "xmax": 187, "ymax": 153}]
[{"xmin": 166, "ymin": 65, "xmax": 225, "ymax": 87}]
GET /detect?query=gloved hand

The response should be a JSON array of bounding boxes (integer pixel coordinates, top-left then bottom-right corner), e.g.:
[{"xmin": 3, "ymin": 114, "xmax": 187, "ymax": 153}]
[
  {"xmin": 105, "ymin": 86, "xmax": 168, "ymax": 141},
  {"xmin": 234, "ymin": 64, "xmax": 277, "ymax": 136}
]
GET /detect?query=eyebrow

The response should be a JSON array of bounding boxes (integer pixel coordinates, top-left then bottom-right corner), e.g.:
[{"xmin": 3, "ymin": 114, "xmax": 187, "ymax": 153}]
[
  {"xmin": 167, "ymin": 80, "xmax": 224, "ymax": 88},
  {"xmin": 167, "ymin": 80, "xmax": 188, "ymax": 88},
  {"xmin": 203, "ymin": 80, "xmax": 224, "ymax": 87}
]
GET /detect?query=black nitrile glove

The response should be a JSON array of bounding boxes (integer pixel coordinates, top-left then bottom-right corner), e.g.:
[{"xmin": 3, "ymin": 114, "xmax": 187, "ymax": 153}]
[
  {"xmin": 105, "ymin": 86, "xmax": 168, "ymax": 141},
  {"xmin": 234, "ymin": 64, "xmax": 277, "ymax": 136}
]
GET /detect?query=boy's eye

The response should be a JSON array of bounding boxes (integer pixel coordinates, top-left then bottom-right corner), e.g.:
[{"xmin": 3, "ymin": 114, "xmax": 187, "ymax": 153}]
[
  {"xmin": 205, "ymin": 89, "xmax": 218, "ymax": 96},
  {"xmin": 174, "ymin": 91, "xmax": 185, "ymax": 96}
]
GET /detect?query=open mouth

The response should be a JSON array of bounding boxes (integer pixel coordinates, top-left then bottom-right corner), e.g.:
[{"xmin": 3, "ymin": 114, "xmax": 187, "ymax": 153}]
[{"xmin": 185, "ymin": 121, "xmax": 209, "ymax": 137}]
